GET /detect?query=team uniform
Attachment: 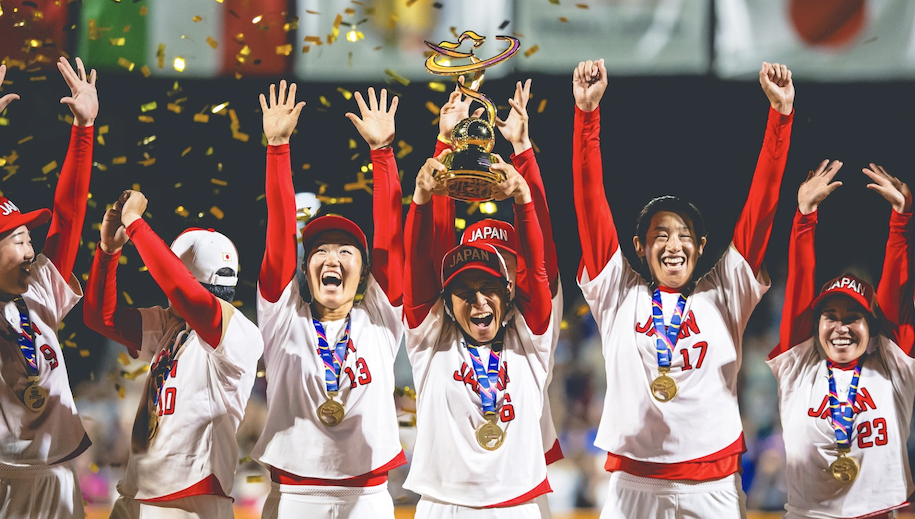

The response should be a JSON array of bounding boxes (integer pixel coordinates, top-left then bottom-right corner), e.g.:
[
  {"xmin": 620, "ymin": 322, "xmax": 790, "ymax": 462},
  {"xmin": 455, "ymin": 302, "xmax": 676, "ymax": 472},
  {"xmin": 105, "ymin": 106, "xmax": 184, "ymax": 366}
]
[
  {"xmin": 252, "ymin": 144, "xmax": 405, "ymax": 519},
  {"xmin": 432, "ymin": 142, "xmax": 564, "ymax": 467},
  {"xmin": 404, "ymin": 192, "xmax": 554, "ymax": 517},
  {"xmin": 572, "ymin": 105, "xmax": 793, "ymax": 517},
  {"xmin": 768, "ymin": 209, "xmax": 915, "ymax": 519},
  {"xmin": 84, "ymin": 223, "xmax": 263, "ymax": 518},
  {"xmin": 0, "ymin": 125, "xmax": 94, "ymax": 519}
]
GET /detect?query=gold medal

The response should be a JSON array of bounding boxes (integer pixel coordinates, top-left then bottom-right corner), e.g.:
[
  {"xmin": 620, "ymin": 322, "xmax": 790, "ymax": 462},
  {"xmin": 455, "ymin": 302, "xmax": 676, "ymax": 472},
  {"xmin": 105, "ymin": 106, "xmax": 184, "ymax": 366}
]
[
  {"xmin": 651, "ymin": 368, "xmax": 678, "ymax": 402},
  {"xmin": 317, "ymin": 391, "xmax": 345, "ymax": 427},
  {"xmin": 475, "ymin": 415, "xmax": 504, "ymax": 451},
  {"xmin": 147, "ymin": 411, "xmax": 159, "ymax": 441},
  {"xmin": 830, "ymin": 449, "xmax": 859, "ymax": 483},
  {"xmin": 23, "ymin": 379, "xmax": 48, "ymax": 412}
]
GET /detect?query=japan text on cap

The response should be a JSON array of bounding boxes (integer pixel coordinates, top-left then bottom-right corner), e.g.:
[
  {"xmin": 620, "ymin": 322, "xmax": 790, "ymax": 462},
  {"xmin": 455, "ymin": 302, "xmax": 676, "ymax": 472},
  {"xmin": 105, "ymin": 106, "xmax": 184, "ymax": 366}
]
[
  {"xmin": 0, "ymin": 197, "xmax": 51, "ymax": 236},
  {"xmin": 460, "ymin": 218, "xmax": 517, "ymax": 257},
  {"xmin": 441, "ymin": 242, "xmax": 509, "ymax": 289},
  {"xmin": 811, "ymin": 273, "xmax": 877, "ymax": 314}
]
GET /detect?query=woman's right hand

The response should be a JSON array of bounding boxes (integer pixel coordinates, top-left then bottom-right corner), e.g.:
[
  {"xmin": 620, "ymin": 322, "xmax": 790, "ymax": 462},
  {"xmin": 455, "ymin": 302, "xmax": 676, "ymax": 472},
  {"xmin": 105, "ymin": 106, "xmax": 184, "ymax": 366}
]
[{"xmin": 797, "ymin": 159, "xmax": 843, "ymax": 215}]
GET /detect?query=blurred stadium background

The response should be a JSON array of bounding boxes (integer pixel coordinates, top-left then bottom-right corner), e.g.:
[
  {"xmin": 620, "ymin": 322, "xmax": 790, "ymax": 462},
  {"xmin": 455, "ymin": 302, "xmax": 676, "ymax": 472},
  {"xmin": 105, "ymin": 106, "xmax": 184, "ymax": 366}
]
[{"xmin": 3, "ymin": 0, "xmax": 915, "ymax": 515}]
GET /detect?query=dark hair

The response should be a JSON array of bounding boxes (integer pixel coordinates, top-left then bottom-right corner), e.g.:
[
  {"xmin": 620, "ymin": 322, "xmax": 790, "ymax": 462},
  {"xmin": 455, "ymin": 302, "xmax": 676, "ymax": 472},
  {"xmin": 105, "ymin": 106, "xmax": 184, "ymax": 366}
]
[
  {"xmin": 201, "ymin": 267, "xmax": 236, "ymax": 303},
  {"xmin": 635, "ymin": 196, "xmax": 706, "ymax": 244}
]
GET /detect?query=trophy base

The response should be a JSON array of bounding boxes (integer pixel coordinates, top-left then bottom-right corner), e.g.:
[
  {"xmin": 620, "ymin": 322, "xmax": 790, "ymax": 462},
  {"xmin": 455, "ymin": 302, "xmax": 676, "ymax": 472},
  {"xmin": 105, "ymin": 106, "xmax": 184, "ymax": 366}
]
[{"xmin": 439, "ymin": 150, "xmax": 505, "ymax": 201}]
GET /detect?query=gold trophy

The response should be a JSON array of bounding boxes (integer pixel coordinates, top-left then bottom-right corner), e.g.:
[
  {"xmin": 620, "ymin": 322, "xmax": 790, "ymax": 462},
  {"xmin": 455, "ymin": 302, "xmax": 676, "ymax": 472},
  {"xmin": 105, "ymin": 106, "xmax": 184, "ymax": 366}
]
[{"xmin": 425, "ymin": 31, "xmax": 521, "ymax": 201}]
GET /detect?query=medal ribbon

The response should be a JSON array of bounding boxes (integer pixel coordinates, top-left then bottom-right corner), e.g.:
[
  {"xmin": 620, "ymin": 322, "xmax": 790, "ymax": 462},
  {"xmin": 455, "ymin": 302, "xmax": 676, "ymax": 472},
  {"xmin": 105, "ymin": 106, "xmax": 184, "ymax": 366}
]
[
  {"xmin": 314, "ymin": 317, "xmax": 352, "ymax": 393},
  {"xmin": 12, "ymin": 298, "xmax": 38, "ymax": 377},
  {"xmin": 650, "ymin": 289, "xmax": 688, "ymax": 369},
  {"xmin": 466, "ymin": 344, "xmax": 502, "ymax": 416},
  {"xmin": 827, "ymin": 358, "xmax": 863, "ymax": 450},
  {"xmin": 151, "ymin": 329, "xmax": 189, "ymax": 408}
]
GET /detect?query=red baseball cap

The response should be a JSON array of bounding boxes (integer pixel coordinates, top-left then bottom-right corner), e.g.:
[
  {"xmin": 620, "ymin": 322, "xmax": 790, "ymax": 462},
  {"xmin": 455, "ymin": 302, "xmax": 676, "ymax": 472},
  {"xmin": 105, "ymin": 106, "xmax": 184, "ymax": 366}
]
[
  {"xmin": 811, "ymin": 273, "xmax": 877, "ymax": 314},
  {"xmin": 460, "ymin": 219, "xmax": 517, "ymax": 257},
  {"xmin": 441, "ymin": 242, "xmax": 509, "ymax": 289},
  {"xmin": 0, "ymin": 197, "xmax": 51, "ymax": 236},
  {"xmin": 300, "ymin": 215, "xmax": 368, "ymax": 254}
]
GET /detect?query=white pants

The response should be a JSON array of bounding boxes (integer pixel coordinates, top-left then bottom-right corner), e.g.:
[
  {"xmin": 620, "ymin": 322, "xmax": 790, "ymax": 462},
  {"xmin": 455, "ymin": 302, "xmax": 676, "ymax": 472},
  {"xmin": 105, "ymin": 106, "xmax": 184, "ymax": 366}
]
[
  {"xmin": 261, "ymin": 481, "xmax": 395, "ymax": 519},
  {"xmin": 0, "ymin": 461, "xmax": 84, "ymax": 519},
  {"xmin": 415, "ymin": 495, "xmax": 550, "ymax": 519},
  {"xmin": 108, "ymin": 494, "xmax": 233, "ymax": 519},
  {"xmin": 600, "ymin": 472, "xmax": 746, "ymax": 519}
]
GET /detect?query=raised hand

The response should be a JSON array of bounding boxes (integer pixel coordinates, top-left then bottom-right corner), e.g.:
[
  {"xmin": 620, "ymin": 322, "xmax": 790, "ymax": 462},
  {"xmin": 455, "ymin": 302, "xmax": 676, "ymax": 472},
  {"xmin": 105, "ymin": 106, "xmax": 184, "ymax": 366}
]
[
  {"xmin": 572, "ymin": 59, "xmax": 607, "ymax": 113},
  {"xmin": 797, "ymin": 160, "xmax": 843, "ymax": 215},
  {"xmin": 413, "ymin": 150, "xmax": 450, "ymax": 205},
  {"xmin": 863, "ymin": 163, "xmax": 912, "ymax": 214},
  {"xmin": 491, "ymin": 156, "xmax": 531, "ymax": 205},
  {"xmin": 346, "ymin": 87, "xmax": 398, "ymax": 150},
  {"xmin": 260, "ymin": 80, "xmax": 306, "ymax": 146},
  {"xmin": 495, "ymin": 79, "xmax": 532, "ymax": 154},
  {"xmin": 120, "ymin": 190, "xmax": 148, "ymax": 227},
  {"xmin": 100, "ymin": 193, "xmax": 130, "ymax": 253},
  {"xmin": 0, "ymin": 64, "xmax": 20, "ymax": 112},
  {"xmin": 57, "ymin": 57, "xmax": 98, "ymax": 127},
  {"xmin": 438, "ymin": 76, "xmax": 485, "ymax": 141},
  {"xmin": 759, "ymin": 62, "xmax": 794, "ymax": 116}
]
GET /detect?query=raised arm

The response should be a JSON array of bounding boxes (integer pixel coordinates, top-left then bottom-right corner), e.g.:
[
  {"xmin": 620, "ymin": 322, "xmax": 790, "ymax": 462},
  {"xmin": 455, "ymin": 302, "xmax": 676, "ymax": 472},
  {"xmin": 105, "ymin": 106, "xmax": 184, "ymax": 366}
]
[
  {"xmin": 496, "ymin": 79, "xmax": 559, "ymax": 296},
  {"xmin": 732, "ymin": 63, "xmax": 795, "ymax": 275},
  {"xmin": 84, "ymin": 198, "xmax": 142, "ymax": 356},
  {"xmin": 345, "ymin": 87, "xmax": 404, "ymax": 305},
  {"xmin": 258, "ymin": 81, "xmax": 305, "ymax": 302},
  {"xmin": 119, "ymin": 191, "xmax": 225, "ymax": 348},
  {"xmin": 865, "ymin": 164, "xmax": 915, "ymax": 353},
  {"xmin": 492, "ymin": 160, "xmax": 550, "ymax": 334},
  {"xmin": 404, "ymin": 153, "xmax": 449, "ymax": 327},
  {"xmin": 572, "ymin": 60, "xmax": 619, "ymax": 281},
  {"xmin": 0, "ymin": 64, "xmax": 21, "ymax": 112},
  {"xmin": 770, "ymin": 160, "xmax": 842, "ymax": 359},
  {"xmin": 44, "ymin": 57, "xmax": 98, "ymax": 280}
]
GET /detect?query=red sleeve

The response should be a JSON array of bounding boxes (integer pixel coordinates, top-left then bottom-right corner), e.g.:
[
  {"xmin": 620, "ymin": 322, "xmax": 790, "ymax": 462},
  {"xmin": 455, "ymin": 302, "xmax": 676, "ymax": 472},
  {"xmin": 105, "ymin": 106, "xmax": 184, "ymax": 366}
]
[
  {"xmin": 431, "ymin": 138, "xmax": 457, "ymax": 276},
  {"xmin": 512, "ymin": 148, "xmax": 558, "ymax": 296},
  {"xmin": 572, "ymin": 106, "xmax": 619, "ymax": 282},
  {"xmin": 258, "ymin": 144, "xmax": 297, "ymax": 303},
  {"xmin": 513, "ymin": 201, "xmax": 551, "ymax": 335},
  {"xmin": 44, "ymin": 125, "xmax": 94, "ymax": 280},
  {"xmin": 404, "ymin": 202, "xmax": 439, "ymax": 328},
  {"xmin": 83, "ymin": 246, "xmax": 143, "ymax": 356},
  {"xmin": 770, "ymin": 209, "xmax": 817, "ymax": 360},
  {"xmin": 369, "ymin": 147, "xmax": 404, "ymax": 306},
  {"xmin": 732, "ymin": 107, "xmax": 794, "ymax": 275},
  {"xmin": 126, "ymin": 219, "xmax": 224, "ymax": 348},
  {"xmin": 876, "ymin": 210, "xmax": 914, "ymax": 355}
]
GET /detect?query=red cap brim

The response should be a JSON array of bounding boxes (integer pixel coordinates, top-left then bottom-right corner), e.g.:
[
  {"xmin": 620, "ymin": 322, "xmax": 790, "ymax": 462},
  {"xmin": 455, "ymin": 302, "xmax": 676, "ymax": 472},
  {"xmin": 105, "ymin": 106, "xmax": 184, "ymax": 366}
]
[
  {"xmin": 0, "ymin": 208, "xmax": 51, "ymax": 236},
  {"xmin": 301, "ymin": 215, "xmax": 368, "ymax": 252}
]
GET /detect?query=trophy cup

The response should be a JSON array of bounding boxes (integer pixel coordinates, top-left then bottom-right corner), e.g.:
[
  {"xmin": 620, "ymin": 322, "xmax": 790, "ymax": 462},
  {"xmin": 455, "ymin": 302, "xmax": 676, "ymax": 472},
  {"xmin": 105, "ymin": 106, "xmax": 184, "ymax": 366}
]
[{"xmin": 424, "ymin": 31, "xmax": 521, "ymax": 201}]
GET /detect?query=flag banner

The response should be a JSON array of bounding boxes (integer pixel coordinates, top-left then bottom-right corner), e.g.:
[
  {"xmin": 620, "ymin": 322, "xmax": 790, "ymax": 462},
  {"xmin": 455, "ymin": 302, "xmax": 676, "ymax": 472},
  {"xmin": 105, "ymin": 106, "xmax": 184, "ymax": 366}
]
[
  {"xmin": 77, "ymin": 0, "xmax": 289, "ymax": 78},
  {"xmin": 294, "ymin": 0, "xmax": 515, "ymax": 82},
  {"xmin": 716, "ymin": 0, "xmax": 915, "ymax": 80},
  {"xmin": 513, "ymin": 0, "xmax": 711, "ymax": 75}
]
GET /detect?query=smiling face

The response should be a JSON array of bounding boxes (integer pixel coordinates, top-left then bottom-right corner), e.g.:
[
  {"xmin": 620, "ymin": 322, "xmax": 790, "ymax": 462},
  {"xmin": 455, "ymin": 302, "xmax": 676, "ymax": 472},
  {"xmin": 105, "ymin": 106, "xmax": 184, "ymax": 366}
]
[
  {"xmin": 448, "ymin": 269, "xmax": 509, "ymax": 344},
  {"xmin": 817, "ymin": 296, "xmax": 871, "ymax": 364},
  {"xmin": 304, "ymin": 230, "xmax": 364, "ymax": 320},
  {"xmin": 0, "ymin": 226, "xmax": 35, "ymax": 298},
  {"xmin": 633, "ymin": 211, "xmax": 705, "ymax": 290}
]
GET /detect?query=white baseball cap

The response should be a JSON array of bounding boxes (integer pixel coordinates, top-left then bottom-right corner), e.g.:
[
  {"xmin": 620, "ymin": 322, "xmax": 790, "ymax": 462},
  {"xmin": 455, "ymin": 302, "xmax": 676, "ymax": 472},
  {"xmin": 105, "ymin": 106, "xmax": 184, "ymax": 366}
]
[{"xmin": 170, "ymin": 228, "xmax": 239, "ymax": 287}]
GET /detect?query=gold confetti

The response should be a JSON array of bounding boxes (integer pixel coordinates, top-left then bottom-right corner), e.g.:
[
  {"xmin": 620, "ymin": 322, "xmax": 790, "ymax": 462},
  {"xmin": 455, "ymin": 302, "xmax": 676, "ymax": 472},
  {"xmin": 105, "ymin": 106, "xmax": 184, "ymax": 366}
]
[
  {"xmin": 118, "ymin": 57, "xmax": 135, "ymax": 71},
  {"xmin": 167, "ymin": 103, "xmax": 183, "ymax": 114},
  {"xmin": 396, "ymin": 140, "xmax": 413, "ymax": 159},
  {"xmin": 558, "ymin": 17, "xmax": 568, "ymax": 22},
  {"xmin": 283, "ymin": 19, "xmax": 298, "ymax": 32},
  {"xmin": 210, "ymin": 206, "xmax": 224, "ymax": 219},
  {"xmin": 109, "ymin": 38, "xmax": 126, "ymax": 46},
  {"xmin": 428, "ymin": 82, "xmax": 446, "ymax": 92},
  {"xmin": 157, "ymin": 43, "xmax": 165, "ymax": 69},
  {"xmin": 194, "ymin": 113, "xmax": 210, "ymax": 123},
  {"xmin": 247, "ymin": 476, "xmax": 264, "ymax": 483},
  {"xmin": 141, "ymin": 101, "xmax": 157, "ymax": 112},
  {"xmin": 333, "ymin": 13, "xmax": 343, "ymax": 29},
  {"xmin": 137, "ymin": 157, "xmax": 156, "ymax": 167},
  {"xmin": 337, "ymin": 87, "xmax": 352, "ymax": 100},
  {"xmin": 206, "ymin": 37, "xmax": 218, "ymax": 49},
  {"xmin": 252, "ymin": 14, "xmax": 263, "ymax": 24},
  {"xmin": 0, "ymin": 118, "xmax": 8, "ymax": 127},
  {"xmin": 538, "ymin": 99, "xmax": 547, "ymax": 113},
  {"xmin": 302, "ymin": 46, "xmax": 311, "ymax": 54},
  {"xmin": 79, "ymin": 350, "xmax": 90, "ymax": 358},
  {"xmin": 90, "ymin": 463, "xmax": 99, "ymax": 473},
  {"xmin": 28, "ymin": 76, "xmax": 46, "ymax": 82},
  {"xmin": 211, "ymin": 178, "xmax": 228, "ymax": 186},
  {"xmin": 117, "ymin": 384, "xmax": 126, "ymax": 398},
  {"xmin": 118, "ymin": 353, "xmax": 131, "ymax": 366},
  {"xmin": 18, "ymin": 135, "xmax": 33, "ymax": 144},
  {"xmin": 122, "ymin": 291, "xmax": 133, "ymax": 305},
  {"xmin": 384, "ymin": 69, "xmax": 410, "ymax": 86},
  {"xmin": 304, "ymin": 36, "xmax": 322, "ymax": 44},
  {"xmin": 576, "ymin": 3, "xmax": 589, "ymax": 8},
  {"xmin": 140, "ymin": 6, "xmax": 147, "ymax": 15},
  {"xmin": 193, "ymin": 15, "xmax": 202, "ymax": 22},
  {"xmin": 211, "ymin": 102, "xmax": 229, "ymax": 114},
  {"xmin": 112, "ymin": 157, "xmax": 127, "ymax": 165},
  {"xmin": 175, "ymin": 206, "xmax": 189, "ymax": 217},
  {"xmin": 305, "ymin": 10, "xmax": 320, "ymax": 15},
  {"xmin": 455, "ymin": 218, "xmax": 467, "ymax": 230},
  {"xmin": 319, "ymin": 96, "xmax": 331, "ymax": 107},
  {"xmin": 173, "ymin": 57, "xmax": 186, "ymax": 72},
  {"xmin": 344, "ymin": 8, "xmax": 355, "ymax": 15},
  {"xmin": 346, "ymin": 28, "xmax": 364, "ymax": 42},
  {"xmin": 276, "ymin": 44, "xmax": 293, "ymax": 56},
  {"xmin": 549, "ymin": 0, "xmax": 559, "ymax": 3},
  {"xmin": 425, "ymin": 101, "xmax": 440, "ymax": 115},
  {"xmin": 233, "ymin": 132, "xmax": 249, "ymax": 142},
  {"xmin": 466, "ymin": 201, "xmax": 480, "ymax": 215},
  {"xmin": 42, "ymin": 161, "xmax": 57, "ymax": 174},
  {"xmin": 560, "ymin": 320, "xmax": 569, "ymax": 330},
  {"xmin": 138, "ymin": 115, "xmax": 154, "ymax": 123},
  {"xmin": 524, "ymin": 45, "xmax": 540, "ymax": 58},
  {"xmin": 140, "ymin": 66, "xmax": 151, "ymax": 77},
  {"xmin": 141, "ymin": 135, "xmax": 156, "ymax": 145}
]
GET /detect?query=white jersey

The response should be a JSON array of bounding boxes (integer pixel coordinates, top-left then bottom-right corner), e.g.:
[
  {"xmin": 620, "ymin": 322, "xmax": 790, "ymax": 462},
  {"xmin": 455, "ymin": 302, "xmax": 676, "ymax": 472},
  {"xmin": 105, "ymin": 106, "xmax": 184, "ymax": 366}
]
[
  {"xmin": 541, "ymin": 281, "xmax": 562, "ymax": 460},
  {"xmin": 768, "ymin": 336, "xmax": 915, "ymax": 518},
  {"xmin": 252, "ymin": 276, "xmax": 404, "ymax": 479},
  {"xmin": 119, "ymin": 300, "xmax": 262, "ymax": 500},
  {"xmin": 578, "ymin": 245, "xmax": 767, "ymax": 464},
  {"xmin": 404, "ymin": 299, "xmax": 553, "ymax": 507},
  {"xmin": 0, "ymin": 254, "xmax": 85, "ymax": 466}
]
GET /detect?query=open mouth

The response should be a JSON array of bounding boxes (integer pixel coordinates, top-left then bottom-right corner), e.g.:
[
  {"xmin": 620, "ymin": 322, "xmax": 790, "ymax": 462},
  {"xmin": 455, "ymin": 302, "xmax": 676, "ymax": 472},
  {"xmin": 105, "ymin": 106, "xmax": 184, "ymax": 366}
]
[
  {"xmin": 831, "ymin": 338, "xmax": 855, "ymax": 349},
  {"xmin": 470, "ymin": 312, "xmax": 494, "ymax": 328},
  {"xmin": 662, "ymin": 257, "xmax": 685, "ymax": 269},
  {"xmin": 321, "ymin": 273, "xmax": 342, "ymax": 287}
]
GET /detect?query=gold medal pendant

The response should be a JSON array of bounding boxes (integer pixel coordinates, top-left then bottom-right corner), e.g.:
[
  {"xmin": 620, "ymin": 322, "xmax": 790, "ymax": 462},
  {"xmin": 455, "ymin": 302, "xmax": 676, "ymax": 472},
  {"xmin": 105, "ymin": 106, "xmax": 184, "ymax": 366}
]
[
  {"xmin": 23, "ymin": 380, "xmax": 48, "ymax": 412},
  {"xmin": 651, "ymin": 368, "xmax": 678, "ymax": 402},
  {"xmin": 317, "ymin": 391, "xmax": 345, "ymax": 427},
  {"xmin": 830, "ymin": 449, "xmax": 859, "ymax": 483},
  {"xmin": 147, "ymin": 411, "xmax": 159, "ymax": 441},
  {"xmin": 475, "ymin": 415, "xmax": 505, "ymax": 451}
]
